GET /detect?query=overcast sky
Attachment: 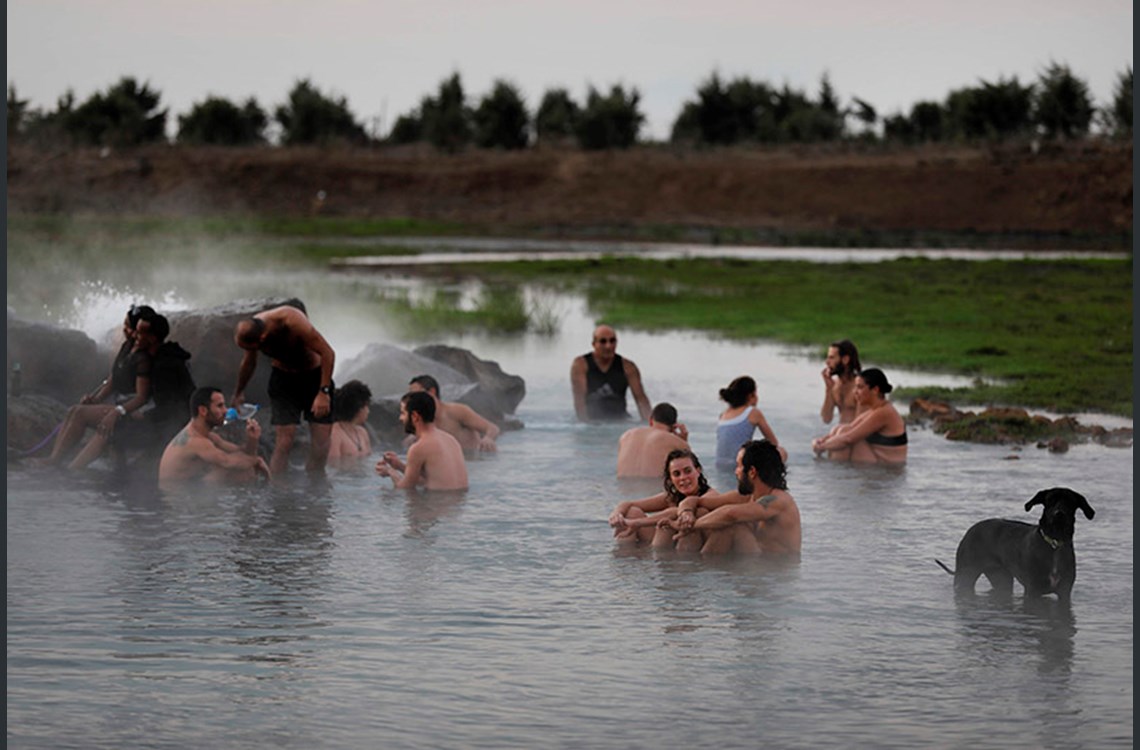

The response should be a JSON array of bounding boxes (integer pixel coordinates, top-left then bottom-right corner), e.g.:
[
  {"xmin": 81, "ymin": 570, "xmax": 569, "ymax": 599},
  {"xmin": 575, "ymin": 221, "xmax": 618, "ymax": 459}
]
[{"xmin": 7, "ymin": 1, "xmax": 1134, "ymax": 141}]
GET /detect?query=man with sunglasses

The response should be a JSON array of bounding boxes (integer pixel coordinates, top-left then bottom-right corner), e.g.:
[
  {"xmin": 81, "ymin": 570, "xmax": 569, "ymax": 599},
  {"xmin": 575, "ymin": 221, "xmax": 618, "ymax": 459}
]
[{"xmin": 570, "ymin": 324, "xmax": 652, "ymax": 422}]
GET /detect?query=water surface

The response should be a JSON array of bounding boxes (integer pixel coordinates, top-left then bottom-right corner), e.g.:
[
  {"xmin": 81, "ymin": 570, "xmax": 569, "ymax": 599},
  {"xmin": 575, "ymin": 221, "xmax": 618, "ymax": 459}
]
[{"xmin": 7, "ymin": 276, "xmax": 1133, "ymax": 749}]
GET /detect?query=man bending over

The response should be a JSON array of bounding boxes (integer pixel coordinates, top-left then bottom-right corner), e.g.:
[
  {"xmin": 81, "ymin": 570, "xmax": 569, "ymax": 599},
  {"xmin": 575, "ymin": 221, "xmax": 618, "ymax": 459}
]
[{"xmin": 232, "ymin": 304, "xmax": 335, "ymax": 474}]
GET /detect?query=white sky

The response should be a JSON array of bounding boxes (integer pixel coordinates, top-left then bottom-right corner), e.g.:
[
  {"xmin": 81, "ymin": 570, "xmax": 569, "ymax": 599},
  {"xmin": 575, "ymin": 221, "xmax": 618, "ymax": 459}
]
[{"xmin": 7, "ymin": 1, "xmax": 1134, "ymax": 141}]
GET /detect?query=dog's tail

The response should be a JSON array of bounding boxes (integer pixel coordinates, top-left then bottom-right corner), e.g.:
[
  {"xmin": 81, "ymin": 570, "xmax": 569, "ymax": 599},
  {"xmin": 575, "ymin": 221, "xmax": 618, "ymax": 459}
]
[{"xmin": 935, "ymin": 559, "xmax": 955, "ymax": 575}]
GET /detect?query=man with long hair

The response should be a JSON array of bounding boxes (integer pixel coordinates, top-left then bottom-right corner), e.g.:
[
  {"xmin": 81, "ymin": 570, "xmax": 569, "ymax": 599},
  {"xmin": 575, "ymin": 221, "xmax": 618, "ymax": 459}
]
[{"xmin": 820, "ymin": 339, "xmax": 861, "ymax": 425}]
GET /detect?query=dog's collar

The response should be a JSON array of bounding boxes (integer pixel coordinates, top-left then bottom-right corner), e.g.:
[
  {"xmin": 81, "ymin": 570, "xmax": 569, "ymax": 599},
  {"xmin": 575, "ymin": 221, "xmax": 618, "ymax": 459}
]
[{"xmin": 1039, "ymin": 528, "xmax": 1064, "ymax": 549}]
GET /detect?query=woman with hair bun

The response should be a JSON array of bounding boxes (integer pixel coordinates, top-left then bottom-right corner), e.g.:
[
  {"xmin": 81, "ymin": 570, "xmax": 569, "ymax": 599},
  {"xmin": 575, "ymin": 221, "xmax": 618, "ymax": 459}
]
[
  {"xmin": 714, "ymin": 375, "xmax": 782, "ymax": 469},
  {"xmin": 811, "ymin": 367, "xmax": 907, "ymax": 464}
]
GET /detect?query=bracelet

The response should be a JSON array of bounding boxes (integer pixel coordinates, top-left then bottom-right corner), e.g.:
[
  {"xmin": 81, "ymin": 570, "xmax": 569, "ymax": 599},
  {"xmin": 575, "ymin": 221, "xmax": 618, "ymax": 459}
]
[{"xmin": 115, "ymin": 405, "xmax": 127, "ymax": 416}]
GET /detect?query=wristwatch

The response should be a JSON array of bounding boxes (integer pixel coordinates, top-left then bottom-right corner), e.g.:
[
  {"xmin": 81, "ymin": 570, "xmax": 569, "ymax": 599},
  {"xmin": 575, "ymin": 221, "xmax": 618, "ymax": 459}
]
[
  {"xmin": 115, "ymin": 405, "xmax": 128, "ymax": 416},
  {"xmin": 319, "ymin": 385, "xmax": 333, "ymax": 395}
]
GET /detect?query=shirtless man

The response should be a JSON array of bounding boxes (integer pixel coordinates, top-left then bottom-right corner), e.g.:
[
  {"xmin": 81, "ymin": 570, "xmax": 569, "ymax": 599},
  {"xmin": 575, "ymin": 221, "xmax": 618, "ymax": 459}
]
[
  {"xmin": 570, "ymin": 324, "xmax": 652, "ymax": 422},
  {"xmin": 375, "ymin": 391, "xmax": 468, "ymax": 490},
  {"xmin": 672, "ymin": 439, "xmax": 801, "ymax": 558},
  {"xmin": 616, "ymin": 402, "xmax": 689, "ymax": 477},
  {"xmin": 158, "ymin": 387, "xmax": 270, "ymax": 488},
  {"xmin": 820, "ymin": 339, "xmax": 861, "ymax": 425},
  {"xmin": 407, "ymin": 374, "xmax": 500, "ymax": 452},
  {"xmin": 232, "ymin": 304, "xmax": 335, "ymax": 474}
]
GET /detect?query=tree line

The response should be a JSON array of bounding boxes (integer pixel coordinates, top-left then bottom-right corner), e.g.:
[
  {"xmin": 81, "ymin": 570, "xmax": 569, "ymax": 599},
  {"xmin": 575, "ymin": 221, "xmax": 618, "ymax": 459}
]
[{"xmin": 7, "ymin": 63, "xmax": 1132, "ymax": 151}]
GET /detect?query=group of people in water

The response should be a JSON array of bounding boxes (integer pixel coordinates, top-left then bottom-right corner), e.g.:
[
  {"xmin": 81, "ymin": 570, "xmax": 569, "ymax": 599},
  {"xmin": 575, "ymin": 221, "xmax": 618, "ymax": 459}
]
[
  {"xmin": 584, "ymin": 324, "xmax": 907, "ymax": 558},
  {"xmin": 37, "ymin": 302, "xmax": 498, "ymax": 491},
  {"xmin": 36, "ymin": 304, "xmax": 909, "ymax": 558}
]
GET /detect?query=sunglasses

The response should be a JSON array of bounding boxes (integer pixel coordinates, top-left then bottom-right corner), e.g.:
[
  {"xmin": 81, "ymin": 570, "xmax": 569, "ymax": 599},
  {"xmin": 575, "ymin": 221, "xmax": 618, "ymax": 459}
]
[{"xmin": 594, "ymin": 337, "xmax": 617, "ymax": 344}]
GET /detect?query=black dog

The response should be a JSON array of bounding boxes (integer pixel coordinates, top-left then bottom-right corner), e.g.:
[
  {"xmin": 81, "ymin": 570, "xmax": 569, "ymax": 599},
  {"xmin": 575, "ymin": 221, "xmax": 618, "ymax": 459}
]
[{"xmin": 936, "ymin": 487, "xmax": 1095, "ymax": 603}]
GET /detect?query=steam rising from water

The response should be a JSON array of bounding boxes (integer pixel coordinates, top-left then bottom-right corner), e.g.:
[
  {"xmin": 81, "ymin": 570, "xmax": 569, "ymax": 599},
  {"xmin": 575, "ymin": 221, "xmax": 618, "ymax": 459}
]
[{"xmin": 64, "ymin": 281, "xmax": 189, "ymax": 343}]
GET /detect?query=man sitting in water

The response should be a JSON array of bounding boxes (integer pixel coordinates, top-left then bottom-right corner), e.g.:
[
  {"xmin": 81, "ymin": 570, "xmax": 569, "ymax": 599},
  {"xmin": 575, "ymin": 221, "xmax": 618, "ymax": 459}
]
[
  {"xmin": 616, "ymin": 402, "xmax": 689, "ymax": 477},
  {"xmin": 158, "ymin": 387, "xmax": 270, "ymax": 488},
  {"xmin": 671, "ymin": 439, "xmax": 801, "ymax": 558},
  {"xmin": 375, "ymin": 391, "xmax": 469, "ymax": 491},
  {"xmin": 820, "ymin": 339, "xmax": 861, "ymax": 425},
  {"xmin": 407, "ymin": 374, "xmax": 500, "ymax": 452},
  {"xmin": 570, "ymin": 324, "xmax": 652, "ymax": 422}
]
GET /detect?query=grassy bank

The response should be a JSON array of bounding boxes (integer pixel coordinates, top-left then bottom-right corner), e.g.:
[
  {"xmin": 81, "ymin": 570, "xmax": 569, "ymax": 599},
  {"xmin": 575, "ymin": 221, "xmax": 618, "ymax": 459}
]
[{"xmin": 453, "ymin": 256, "xmax": 1133, "ymax": 417}]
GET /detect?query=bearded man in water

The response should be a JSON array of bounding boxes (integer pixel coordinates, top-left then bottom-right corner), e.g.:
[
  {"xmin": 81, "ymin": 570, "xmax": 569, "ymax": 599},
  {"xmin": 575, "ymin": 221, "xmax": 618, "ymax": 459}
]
[{"xmin": 672, "ymin": 439, "xmax": 802, "ymax": 558}]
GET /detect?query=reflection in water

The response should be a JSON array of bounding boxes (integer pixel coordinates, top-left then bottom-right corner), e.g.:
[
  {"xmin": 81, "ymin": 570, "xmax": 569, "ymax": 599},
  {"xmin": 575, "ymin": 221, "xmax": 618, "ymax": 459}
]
[
  {"xmin": 398, "ymin": 488, "xmax": 468, "ymax": 539},
  {"xmin": 953, "ymin": 592, "xmax": 1076, "ymax": 678}
]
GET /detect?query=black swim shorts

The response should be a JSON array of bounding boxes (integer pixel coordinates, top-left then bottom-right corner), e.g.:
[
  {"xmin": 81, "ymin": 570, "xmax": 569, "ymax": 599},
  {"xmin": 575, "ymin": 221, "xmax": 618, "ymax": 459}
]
[{"xmin": 267, "ymin": 367, "xmax": 334, "ymax": 426}]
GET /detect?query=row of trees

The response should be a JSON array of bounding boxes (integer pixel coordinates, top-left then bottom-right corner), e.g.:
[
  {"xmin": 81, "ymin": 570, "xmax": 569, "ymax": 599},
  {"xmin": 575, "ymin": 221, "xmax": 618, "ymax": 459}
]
[{"xmin": 7, "ymin": 63, "xmax": 1132, "ymax": 152}]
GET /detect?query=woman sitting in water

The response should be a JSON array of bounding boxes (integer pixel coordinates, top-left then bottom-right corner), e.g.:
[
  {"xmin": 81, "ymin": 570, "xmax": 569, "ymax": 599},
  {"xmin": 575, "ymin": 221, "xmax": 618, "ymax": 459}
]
[
  {"xmin": 608, "ymin": 448, "xmax": 727, "ymax": 551},
  {"xmin": 41, "ymin": 304, "xmax": 157, "ymax": 469},
  {"xmin": 327, "ymin": 379, "xmax": 373, "ymax": 469},
  {"xmin": 811, "ymin": 367, "xmax": 907, "ymax": 464},
  {"xmin": 715, "ymin": 375, "xmax": 784, "ymax": 469}
]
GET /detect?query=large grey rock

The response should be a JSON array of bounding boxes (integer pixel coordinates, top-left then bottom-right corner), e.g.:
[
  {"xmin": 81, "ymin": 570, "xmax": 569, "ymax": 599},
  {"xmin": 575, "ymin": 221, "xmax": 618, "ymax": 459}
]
[
  {"xmin": 6, "ymin": 311, "xmax": 104, "ymax": 403},
  {"xmin": 165, "ymin": 297, "xmax": 305, "ymax": 406},
  {"xmin": 339, "ymin": 344, "xmax": 473, "ymax": 400},
  {"xmin": 342, "ymin": 342, "xmax": 526, "ymax": 448},
  {"xmin": 414, "ymin": 344, "xmax": 526, "ymax": 417}
]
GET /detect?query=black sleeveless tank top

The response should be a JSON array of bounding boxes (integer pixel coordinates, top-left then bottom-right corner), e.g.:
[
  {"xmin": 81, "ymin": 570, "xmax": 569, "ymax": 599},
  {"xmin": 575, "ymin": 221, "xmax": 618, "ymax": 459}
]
[{"xmin": 584, "ymin": 352, "xmax": 630, "ymax": 419}]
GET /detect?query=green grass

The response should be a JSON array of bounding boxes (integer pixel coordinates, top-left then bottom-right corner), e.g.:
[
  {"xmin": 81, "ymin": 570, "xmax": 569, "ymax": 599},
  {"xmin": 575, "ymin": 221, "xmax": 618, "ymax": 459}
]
[{"xmin": 458, "ymin": 256, "xmax": 1133, "ymax": 417}]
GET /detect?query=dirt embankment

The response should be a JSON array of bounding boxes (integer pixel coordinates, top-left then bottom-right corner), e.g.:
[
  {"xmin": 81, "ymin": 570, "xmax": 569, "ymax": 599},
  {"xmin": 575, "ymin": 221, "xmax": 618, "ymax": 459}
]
[{"xmin": 6, "ymin": 141, "xmax": 1133, "ymax": 247}]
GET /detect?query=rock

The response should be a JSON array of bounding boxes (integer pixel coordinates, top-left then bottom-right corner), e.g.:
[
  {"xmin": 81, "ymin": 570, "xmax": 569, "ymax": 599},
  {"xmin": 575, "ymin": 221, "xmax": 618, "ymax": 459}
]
[
  {"xmin": 414, "ymin": 343, "xmax": 527, "ymax": 417},
  {"xmin": 1097, "ymin": 427, "xmax": 1134, "ymax": 448},
  {"xmin": 341, "ymin": 342, "xmax": 527, "ymax": 448},
  {"xmin": 339, "ymin": 343, "xmax": 472, "ymax": 401},
  {"xmin": 979, "ymin": 407, "xmax": 1030, "ymax": 422},
  {"xmin": 7, "ymin": 393, "xmax": 69, "ymax": 456},
  {"xmin": 6, "ymin": 311, "xmax": 104, "ymax": 403},
  {"xmin": 165, "ymin": 297, "xmax": 306, "ymax": 406},
  {"xmin": 909, "ymin": 398, "xmax": 961, "ymax": 420},
  {"xmin": 1047, "ymin": 437, "xmax": 1070, "ymax": 453}
]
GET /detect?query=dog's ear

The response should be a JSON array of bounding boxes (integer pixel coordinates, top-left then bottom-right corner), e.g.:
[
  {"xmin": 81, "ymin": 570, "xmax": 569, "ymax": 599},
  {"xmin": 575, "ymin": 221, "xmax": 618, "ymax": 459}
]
[
  {"xmin": 1025, "ymin": 489, "xmax": 1051, "ymax": 512},
  {"xmin": 1067, "ymin": 490, "xmax": 1095, "ymax": 520}
]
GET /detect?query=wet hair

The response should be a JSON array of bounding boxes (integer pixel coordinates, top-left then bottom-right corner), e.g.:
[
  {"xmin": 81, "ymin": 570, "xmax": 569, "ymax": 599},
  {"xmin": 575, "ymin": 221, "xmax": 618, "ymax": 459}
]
[
  {"xmin": 719, "ymin": 376, "xmax": 757, "ymax": 408},
  {"xmin": 401, "ymin": 390, "xmax": 437, "ymax": 423},
  {"xmin": 235, "ymin": 318, "xmax": 266, "ymax": 348},
  {"xmin": 127, "ymin": 304, "xmax": 156, "ymax": 328},
  {"xmin": 831, "ymin": 339, "xmax": 862, "ymax": 376},
  {"xmin": 409, "ymin": 374, "xmax": 441, "ymax": 398},
  {"xmin": 859, "ymin": 367, "xmax": 893, "ymax": 395},
  {"xmin": 650, "ymin": 402, "xmax": 678, "ymax": 427},
  {"xmin": 145, "ymin": 313, "xmax": 170, "ymax": 343},
  {"xmin": 662, "ymin": 448, "xmax": 711, "ymax": 505},
  {"xmin": 739, "ymin": 439, "xmax": 788, "ymax": 490},
  {"xmin": 190, "ymin": 386, "xmax": 222, "ymax": 416},
  {"xmin": 334, "ymin": 380, "xmax": 372, "ymax": 422}
]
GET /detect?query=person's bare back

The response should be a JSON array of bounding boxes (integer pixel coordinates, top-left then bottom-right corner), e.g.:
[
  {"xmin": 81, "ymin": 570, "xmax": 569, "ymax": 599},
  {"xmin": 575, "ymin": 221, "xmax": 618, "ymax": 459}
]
[
  {"xmin": 616, "ymin": 426, "xmax": 688, "ymax": 477},
  {"xmin": 408, "ymin": 427, "xmax": 469, "ymax": 490},
  {"xmin": 376, "ymin": 394, "xmax": 469, "ymax": 492},
  {"xmin": 250, "ymin": 306, "xmax": 322, "ymax": 372}
]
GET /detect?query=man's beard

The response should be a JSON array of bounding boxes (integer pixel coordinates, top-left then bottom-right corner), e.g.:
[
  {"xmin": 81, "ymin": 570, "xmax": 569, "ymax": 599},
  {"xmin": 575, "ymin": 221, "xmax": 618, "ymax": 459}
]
[
  {"xmin": 403, "ymin": 417, "xmax": 416, "ymax": 435},
  {"xmin": 737, "ymin": 474, "xmax": 754, "ymax": 496},
  {"xmin": 831, "ymin": 361, "xmax": 846, "ymax": 377}
]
